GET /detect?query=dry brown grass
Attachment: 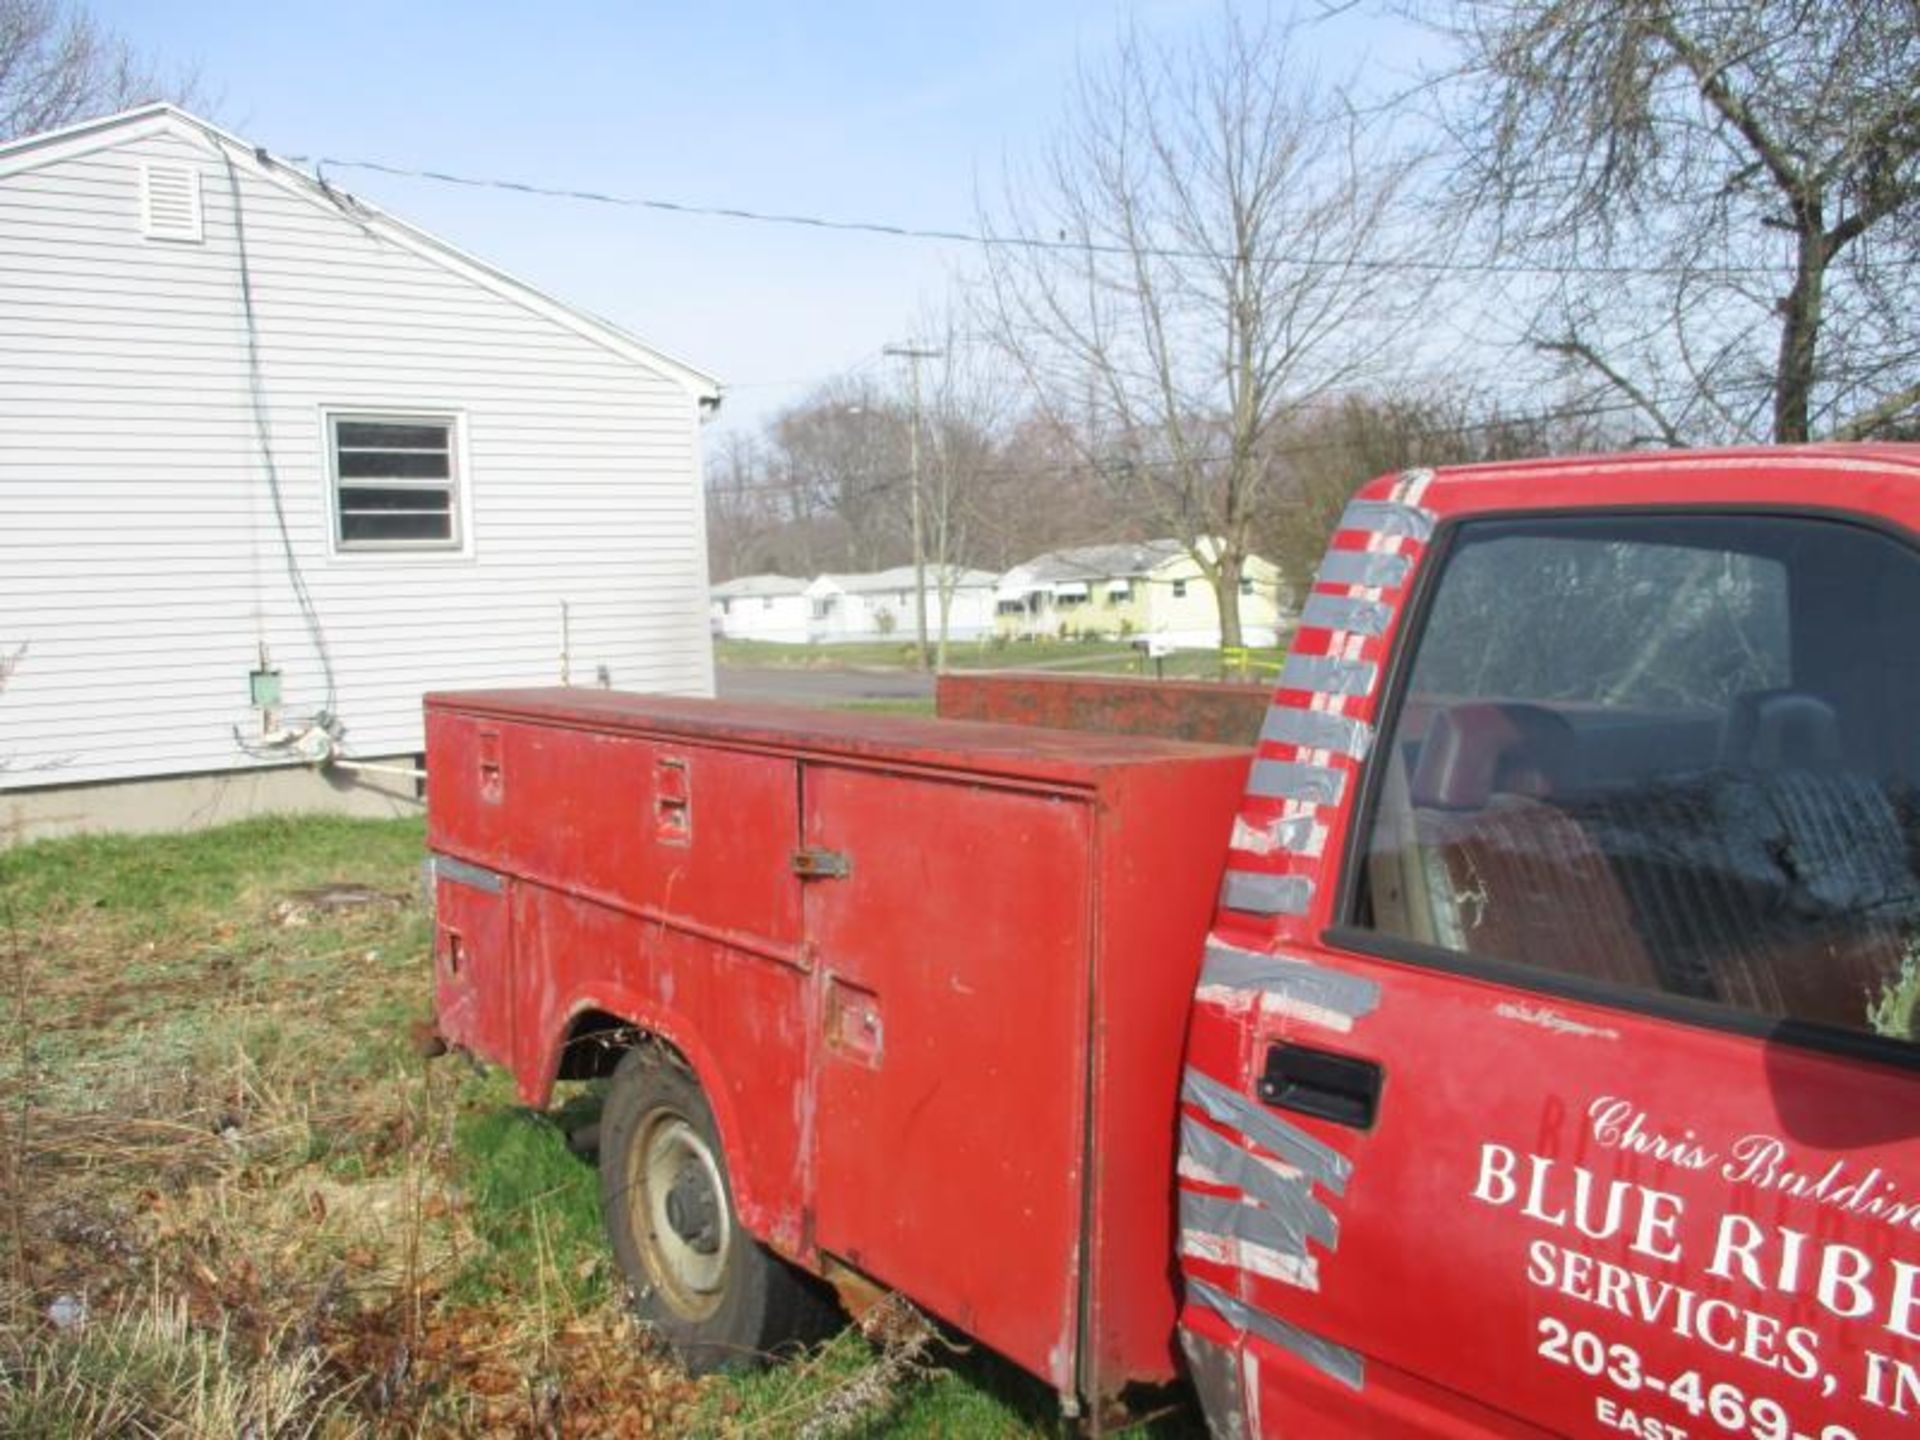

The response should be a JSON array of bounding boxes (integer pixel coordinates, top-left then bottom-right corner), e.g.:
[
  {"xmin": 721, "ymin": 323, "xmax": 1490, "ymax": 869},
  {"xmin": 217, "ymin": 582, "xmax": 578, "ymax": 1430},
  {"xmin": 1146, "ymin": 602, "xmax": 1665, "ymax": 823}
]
[{"xmin": 0, "ymin": 817, "xmax": 704, "ymax": 1438}]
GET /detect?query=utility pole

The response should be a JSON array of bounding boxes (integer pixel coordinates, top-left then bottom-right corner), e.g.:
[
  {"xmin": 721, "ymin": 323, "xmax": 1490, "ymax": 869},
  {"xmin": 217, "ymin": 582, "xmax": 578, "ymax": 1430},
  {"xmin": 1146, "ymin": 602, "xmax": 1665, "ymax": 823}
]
[{"xmin": 882, "ymin": 342, "xmax": 942, "ymax": 670}]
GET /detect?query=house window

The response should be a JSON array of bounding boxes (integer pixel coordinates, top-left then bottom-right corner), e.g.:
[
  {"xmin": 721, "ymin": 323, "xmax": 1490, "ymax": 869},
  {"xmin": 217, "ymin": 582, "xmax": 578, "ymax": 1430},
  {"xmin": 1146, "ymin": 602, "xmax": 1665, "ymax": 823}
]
[
  {"xmin": 1106, "ymin": 581, "xmax": 1132, "ymax": 606},
  {"xmin": 761, "ymin": 597, "xmax": 774, "ymax": 610},
  {"xmin": 329, "ymin": 414, "xmax": 460, "ymax": 550},
  {"xmin": 1172, "ymin": 579, "xmax": 1188, "ymax": 598},
  {"xmin": 1239, "ymin": 575, "xmax": 1256, "ymax": 596}
]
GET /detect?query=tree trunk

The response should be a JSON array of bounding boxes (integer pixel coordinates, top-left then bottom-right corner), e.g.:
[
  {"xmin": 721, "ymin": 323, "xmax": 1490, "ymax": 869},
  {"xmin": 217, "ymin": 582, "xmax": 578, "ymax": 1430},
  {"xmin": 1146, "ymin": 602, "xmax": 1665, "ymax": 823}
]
[
  {"xmin": 1214, "ymin": 549, "xmax": 1246, "ymax": 651},
  {"xmin": 935, "ymin": 579, "xmax": 954, "ymax": 671},
  {"xmin": 1773, "ymin": 213, "xmax": 1828, "ymax": 443}
]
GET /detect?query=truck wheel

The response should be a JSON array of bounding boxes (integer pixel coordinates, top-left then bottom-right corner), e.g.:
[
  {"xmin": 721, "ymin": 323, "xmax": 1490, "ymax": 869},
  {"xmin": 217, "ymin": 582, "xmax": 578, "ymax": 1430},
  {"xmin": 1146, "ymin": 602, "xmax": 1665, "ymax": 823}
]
[{"xmin": 599, "ymin": 1044, "xmax": 828, "ymax": 1372}]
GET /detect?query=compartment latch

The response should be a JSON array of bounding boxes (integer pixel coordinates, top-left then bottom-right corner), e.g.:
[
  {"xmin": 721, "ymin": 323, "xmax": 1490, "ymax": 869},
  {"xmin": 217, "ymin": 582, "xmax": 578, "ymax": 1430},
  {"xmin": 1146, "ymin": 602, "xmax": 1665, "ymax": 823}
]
[{"xmin": 791, "ymin": 846, "xmax": 851, "ymax": 880}]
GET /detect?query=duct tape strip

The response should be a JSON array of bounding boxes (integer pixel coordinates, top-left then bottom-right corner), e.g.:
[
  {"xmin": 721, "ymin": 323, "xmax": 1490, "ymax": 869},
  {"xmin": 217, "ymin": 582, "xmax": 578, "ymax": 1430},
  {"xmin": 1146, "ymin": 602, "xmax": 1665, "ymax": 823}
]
[
  {"xmin": 1182, "ymin": 1188, "xmax": 1335, "ymax": 1260},
  {"xmin": 1182, "ymin": 1118, "xmax": 1337, "ymax": 1249},
  {"xmin": 433, "ymin": 853, "xmax": 504, "ymax": 894},
  {"xmin": 1200, "ymin": 944, "xmax": 1381, "ymax": 1024},
  {"xmin": 1247, "ymin": 759, "xmax": 1345, "ymax": 806},
  {"xmin": 1277, "ymin": 652, "xmax": 1378, "ymax": 698},
  {"xmin": 1221, "ymin": 869, "xmax": 1313, "ymax": 917},
  {"xmin": 1300, "ymin": 592, "xmax": 1391, "ymax": 636},
  {"xmin": 1391, "ymin": 466, "xmax": 1435, "ymax": 501},
  {"xmin": 1182, "ymin": 1068, "xmax": 1351, "ymax": 1194},
  {"xmin": 1231, "ymin": 812, "xmax": 1323, "ymax": 856},
  {"xmin": 1315, "ymin": 549, "xmax": 1411, "ymax": 590},
  {"xmin": 1339, "ymin": 498, "xmax": 1435, "ymax": 542},
  {"xmin": 1178, "ymin": 1329, "xmax": 1249, "ymax": 1440},
  {"xmin": 1188, "ymin": 1276, "xmax": 1365, "ymax": 1392},
  {"xmin": 1260, "ymin": 705, "xmax": 1372, "ymax": 760}
]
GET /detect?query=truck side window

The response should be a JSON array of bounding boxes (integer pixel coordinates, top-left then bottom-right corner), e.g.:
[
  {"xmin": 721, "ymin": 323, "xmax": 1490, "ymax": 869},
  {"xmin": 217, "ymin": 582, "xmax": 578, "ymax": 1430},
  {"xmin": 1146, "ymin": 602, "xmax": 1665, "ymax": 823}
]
[{"xmin": 1354, "ymin": 513, "xmax": 1920, "ymax": 1050}]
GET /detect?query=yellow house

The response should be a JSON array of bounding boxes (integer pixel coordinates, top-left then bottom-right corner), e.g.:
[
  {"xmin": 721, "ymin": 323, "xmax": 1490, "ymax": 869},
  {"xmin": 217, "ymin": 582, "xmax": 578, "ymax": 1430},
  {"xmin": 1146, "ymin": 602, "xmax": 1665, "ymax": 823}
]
[{"xmin": 993, "ymin": 539, "xmax": 1288, "ymax": 646}]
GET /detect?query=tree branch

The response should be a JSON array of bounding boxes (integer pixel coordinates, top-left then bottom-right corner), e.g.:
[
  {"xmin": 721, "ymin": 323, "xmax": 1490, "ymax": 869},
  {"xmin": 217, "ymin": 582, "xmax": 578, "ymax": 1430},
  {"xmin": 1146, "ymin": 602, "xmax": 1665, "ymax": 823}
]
[
  {"xmin": 1641, "ymin": 7, "xmax": 1807, "ymax": 206},
  {"xmin": 1535, "ymin": 335, "xmax": 1687, "ymax": 447},
  {"xmin": 1828, "ymin": 381, "xmax": 1920, "ymax": 441}
]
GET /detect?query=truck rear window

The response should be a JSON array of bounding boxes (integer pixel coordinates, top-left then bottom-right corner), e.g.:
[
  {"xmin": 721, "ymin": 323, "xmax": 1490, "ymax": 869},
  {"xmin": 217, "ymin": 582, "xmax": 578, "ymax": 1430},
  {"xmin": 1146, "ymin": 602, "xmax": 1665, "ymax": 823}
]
[{"xmin": 1354, "ymin": 513, "xmax": 1920, "ymax": 1050}]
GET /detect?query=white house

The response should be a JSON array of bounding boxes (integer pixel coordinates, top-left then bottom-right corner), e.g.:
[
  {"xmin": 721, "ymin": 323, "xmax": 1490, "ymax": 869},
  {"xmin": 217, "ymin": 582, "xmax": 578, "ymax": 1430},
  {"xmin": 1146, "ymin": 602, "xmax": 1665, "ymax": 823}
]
[
  {"xmin": 804, "ymin": 566, "xmax": 998, "ymax": 643},
  {"xmin": 0, "ymin": 105, "xmax": 720, "ymax": 843},
  {"xmin": 710, "ymin": 575, "xmax": 811, "ymax": 642},
  {"xmin": 995, "ymin": 539, "xmax": 1289, "ymax": 647}
]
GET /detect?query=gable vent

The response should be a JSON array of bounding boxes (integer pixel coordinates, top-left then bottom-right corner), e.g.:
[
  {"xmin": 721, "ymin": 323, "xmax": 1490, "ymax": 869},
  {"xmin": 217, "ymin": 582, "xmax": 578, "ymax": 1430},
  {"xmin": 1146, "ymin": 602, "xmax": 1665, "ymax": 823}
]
[{"xmin": 140, "ymin": 164, "xmax": 203, "ymax": 243}]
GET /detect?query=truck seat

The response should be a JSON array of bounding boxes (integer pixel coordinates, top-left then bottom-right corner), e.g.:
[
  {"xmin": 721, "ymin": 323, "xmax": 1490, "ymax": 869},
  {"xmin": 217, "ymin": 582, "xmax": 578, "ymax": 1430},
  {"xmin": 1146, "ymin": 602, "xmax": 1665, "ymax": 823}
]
[
  {"xmin": 1409, "ymin": 704, "xmax": 1660, "ymax": 991},
  {"xmin": 1575, "ymin": 692, "xmax": 1918, "ymax": 1035}
]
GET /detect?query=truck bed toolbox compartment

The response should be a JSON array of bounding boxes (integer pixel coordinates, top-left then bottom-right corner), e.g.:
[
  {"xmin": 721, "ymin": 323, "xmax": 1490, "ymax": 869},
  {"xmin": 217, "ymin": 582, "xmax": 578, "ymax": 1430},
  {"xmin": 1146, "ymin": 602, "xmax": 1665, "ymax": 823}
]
[{"xmin": 425, "ymin": 687, "xmax": 1251, "ymax": 1402}]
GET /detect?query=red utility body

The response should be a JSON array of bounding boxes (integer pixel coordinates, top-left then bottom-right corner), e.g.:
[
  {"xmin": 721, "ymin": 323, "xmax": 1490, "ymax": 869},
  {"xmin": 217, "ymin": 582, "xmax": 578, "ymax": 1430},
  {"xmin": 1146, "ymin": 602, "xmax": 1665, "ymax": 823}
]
[
  {"xmin": 425, "ymin": 689, "xmax": 1250, "ymax": 1400},
  {"xmin": 430, "ymin": 447, "xmax": 1920, "ymax": 1437}
]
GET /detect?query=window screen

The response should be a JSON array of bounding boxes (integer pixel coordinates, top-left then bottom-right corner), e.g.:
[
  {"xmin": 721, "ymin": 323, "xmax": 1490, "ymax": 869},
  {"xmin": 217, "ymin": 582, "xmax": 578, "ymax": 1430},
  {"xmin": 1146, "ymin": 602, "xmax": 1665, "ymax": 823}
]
[
  {"xmin": 330, "ymin": 416, "xmax": 458, "ymax": 549},
  {"xmin": 1354, "ymin": 514, "xmax": 1920, "ymax": 1049}
]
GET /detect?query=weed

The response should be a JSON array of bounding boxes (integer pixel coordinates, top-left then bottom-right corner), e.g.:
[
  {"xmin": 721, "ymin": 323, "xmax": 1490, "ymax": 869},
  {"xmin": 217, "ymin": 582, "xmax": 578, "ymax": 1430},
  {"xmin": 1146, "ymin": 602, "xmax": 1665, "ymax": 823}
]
[
  {"xmin": 450, "ymin": 1099, "xmax": 609, "ymax": 1310},
  {"xmin": 0, "ymin": 1288, "xmax": 353, "ymax": 1437},
  {"xmin": 1871, "ymin": 942, "xmax": 1920, "ymax": 1041}
]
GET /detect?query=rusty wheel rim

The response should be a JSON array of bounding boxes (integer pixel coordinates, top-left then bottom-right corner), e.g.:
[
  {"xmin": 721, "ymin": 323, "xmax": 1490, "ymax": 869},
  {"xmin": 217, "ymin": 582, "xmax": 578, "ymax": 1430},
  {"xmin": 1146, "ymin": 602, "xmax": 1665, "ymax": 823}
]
[{"xmin": 627, "ymin": 1109, "xmax": 730, "ymax": 1320}]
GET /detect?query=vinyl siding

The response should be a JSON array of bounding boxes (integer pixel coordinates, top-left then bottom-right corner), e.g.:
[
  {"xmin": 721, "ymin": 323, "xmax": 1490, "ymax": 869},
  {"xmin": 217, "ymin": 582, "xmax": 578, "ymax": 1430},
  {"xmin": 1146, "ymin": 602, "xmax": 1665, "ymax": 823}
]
[
  {"xmin": 0, "ymin": 123, "xmax": 715, "ymax": 790},
  {"xmin": 1141, "ymin": 555, "xmax": 1287, "ymax": 645}
]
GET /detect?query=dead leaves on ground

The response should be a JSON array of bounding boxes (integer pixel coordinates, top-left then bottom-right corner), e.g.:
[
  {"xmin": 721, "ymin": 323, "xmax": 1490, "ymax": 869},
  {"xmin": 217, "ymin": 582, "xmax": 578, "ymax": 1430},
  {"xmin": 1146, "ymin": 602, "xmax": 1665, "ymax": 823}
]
[{"xmin": 323, "ymin": 1300, "xmax": 701, "ymax": 1438}]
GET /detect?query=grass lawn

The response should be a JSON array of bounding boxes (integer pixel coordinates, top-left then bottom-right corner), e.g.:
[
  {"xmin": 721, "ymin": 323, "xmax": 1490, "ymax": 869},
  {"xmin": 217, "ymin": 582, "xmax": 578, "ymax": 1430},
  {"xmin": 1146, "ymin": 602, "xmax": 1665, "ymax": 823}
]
[
  {"xmin": 0, "ymin": 816, "xmax": 1191, "ymax": 1437},
  {"xmin": 716, "ymin": 636, "xmax": 1284, "ymax": 684}
]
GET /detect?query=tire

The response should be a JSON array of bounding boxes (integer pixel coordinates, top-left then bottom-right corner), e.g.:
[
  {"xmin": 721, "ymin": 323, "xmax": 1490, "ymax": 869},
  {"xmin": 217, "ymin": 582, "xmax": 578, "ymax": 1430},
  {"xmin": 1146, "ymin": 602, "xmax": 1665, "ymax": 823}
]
[{"xmin": 599, "ymin": 1043, "xmax": 832, "ymax": 1373}]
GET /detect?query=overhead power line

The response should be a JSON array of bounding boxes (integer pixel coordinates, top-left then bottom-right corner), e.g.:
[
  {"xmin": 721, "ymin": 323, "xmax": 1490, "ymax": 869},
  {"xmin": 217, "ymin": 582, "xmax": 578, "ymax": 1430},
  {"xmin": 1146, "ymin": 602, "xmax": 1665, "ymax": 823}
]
[{"xmin": 282, "ymin": 153, "xmax": 1896, "ymax": 281}]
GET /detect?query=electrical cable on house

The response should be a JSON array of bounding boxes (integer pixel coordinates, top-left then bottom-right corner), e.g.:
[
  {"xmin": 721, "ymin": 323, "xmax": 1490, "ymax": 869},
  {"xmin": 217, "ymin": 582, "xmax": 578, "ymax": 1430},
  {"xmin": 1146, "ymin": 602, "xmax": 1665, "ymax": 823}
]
[{"xmin": 224, "ymin": 151, "xmax": 341, "ymax": 747}]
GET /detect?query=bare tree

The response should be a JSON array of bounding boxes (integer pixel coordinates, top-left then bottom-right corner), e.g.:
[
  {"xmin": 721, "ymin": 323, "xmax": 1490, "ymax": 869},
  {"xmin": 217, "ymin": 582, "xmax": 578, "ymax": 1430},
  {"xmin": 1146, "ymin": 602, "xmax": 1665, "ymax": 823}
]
[
  {"xmin": 1256, "ymin": 388, "xmax": 1628, "ymax": 591},
  {"xmin": 897, "ymin": 316, "xmax": 1016, "ymax": 666},
  {"xmin": 0, "ymin": 0, "xmax": 197, "ymax": 142},
  {"xmin": 705, "ymin": 431, "xmax": 786, "ymax": 581},
  {"xmin": 769, "ymin": 379, "xmax": 912, "ymax": 573},
  {"xmin": 977, "ymin": 12, "xmax": 1423, "ymax": 647},
  {"xmin": 968, "ymin": 412, "xmax": 1155, "ymax": 568},
  {"xmin": 1430, "ymin": 0, "xmax": 1920, "ymax": 443}
]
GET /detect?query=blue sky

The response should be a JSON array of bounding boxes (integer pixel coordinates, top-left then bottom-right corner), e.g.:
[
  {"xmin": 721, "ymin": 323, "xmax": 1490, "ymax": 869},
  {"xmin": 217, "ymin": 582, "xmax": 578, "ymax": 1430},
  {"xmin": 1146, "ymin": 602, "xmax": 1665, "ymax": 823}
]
[{"xmin": 93, "ymin": 1, "xmax": 1433, "ymax": 442}]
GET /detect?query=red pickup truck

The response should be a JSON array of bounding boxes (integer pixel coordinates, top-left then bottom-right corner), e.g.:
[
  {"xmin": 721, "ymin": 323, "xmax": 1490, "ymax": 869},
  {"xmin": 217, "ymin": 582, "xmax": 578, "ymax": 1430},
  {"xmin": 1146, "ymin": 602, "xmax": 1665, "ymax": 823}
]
[{"xmin": 426, "ymin": 445, "xmax": 1920, "ymax": 1436}]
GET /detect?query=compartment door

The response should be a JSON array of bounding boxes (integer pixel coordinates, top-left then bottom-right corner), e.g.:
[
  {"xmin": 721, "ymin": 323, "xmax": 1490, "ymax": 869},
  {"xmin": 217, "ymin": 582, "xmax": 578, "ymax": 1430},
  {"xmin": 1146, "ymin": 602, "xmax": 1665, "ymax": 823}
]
[
  {"xmin": 802, "ymin": 764, "xmax": 1093, "ymax": 1391},
  {"xmin": 433, "ymin": 857, "xmax": 515, "ymax": 1068}
]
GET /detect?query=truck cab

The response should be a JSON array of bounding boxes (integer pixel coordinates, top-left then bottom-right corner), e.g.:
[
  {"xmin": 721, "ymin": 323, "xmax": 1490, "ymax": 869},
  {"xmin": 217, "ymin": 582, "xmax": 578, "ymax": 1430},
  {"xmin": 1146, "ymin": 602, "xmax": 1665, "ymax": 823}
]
[{"xmin": 1180, "ymin": 447, "xmax": 1920, "ymax": 1436}]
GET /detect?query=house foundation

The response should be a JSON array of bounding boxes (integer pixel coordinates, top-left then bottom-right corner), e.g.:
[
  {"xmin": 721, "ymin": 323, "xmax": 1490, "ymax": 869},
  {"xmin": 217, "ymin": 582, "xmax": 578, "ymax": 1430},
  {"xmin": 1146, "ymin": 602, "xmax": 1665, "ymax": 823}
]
[{"xmin": 2, "ymin": 759, "xmax": 423, "ymax": 847}]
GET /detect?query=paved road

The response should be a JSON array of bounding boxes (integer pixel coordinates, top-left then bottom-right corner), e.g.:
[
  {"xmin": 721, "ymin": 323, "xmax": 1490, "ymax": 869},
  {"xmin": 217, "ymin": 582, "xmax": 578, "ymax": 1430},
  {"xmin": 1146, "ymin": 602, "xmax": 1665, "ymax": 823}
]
[{"xmin": 714, "ymin": 664, "xmax": 935, "ymax": 707}]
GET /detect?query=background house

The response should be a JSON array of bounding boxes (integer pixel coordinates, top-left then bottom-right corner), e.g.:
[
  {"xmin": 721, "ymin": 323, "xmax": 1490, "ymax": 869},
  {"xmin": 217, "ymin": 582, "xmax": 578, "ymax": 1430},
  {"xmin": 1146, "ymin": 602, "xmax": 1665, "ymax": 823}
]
[
  {"xmin": 995, "ymin": 540, "xmax": 1288, "ymax": 646},
  {"xmin": 803, "ymin": 566, "xmax": 997, "ymax": 643},
  {"xmin": 710, "ymin": 575, "xmax": 811, "ymax": 642},
  {"xmin": 0, "ymin": 105, "xmax": 720, "ymax": 843}
]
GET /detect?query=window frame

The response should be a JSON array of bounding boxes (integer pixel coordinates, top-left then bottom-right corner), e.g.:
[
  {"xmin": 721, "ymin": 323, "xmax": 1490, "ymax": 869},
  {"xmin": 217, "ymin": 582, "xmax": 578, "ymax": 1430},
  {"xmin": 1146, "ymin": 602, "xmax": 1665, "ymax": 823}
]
[
  {"xmin": 1326, "ymin": 502, "xmax": 1920, "ymax": 1077},
  {"xmin": 323, "ymin": 408, "xmax": 469, "ymax": 557}
]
